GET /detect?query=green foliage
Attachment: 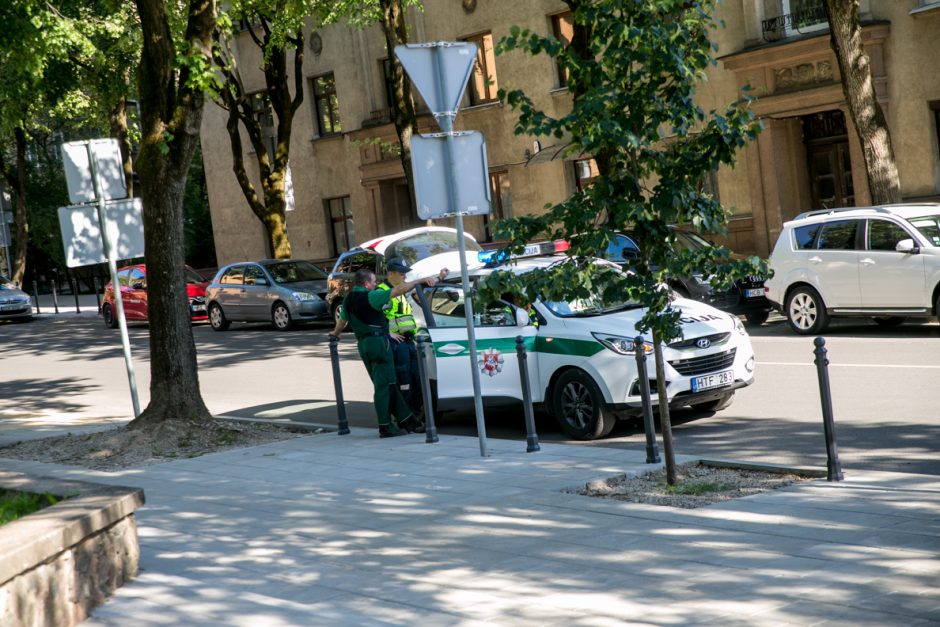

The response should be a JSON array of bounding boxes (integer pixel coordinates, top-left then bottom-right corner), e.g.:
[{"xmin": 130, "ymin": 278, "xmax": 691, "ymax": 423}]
[
  {"xmin": 481, "ymin": 0, "xmax": 766, "ymax": 342},
  {"xmin": 350, "ymin": 136, "xmax": 402, "ymax": 157},
  {"xmin": 183, "ymin": 146, "xmax": 217, "ymax": 269},
  {"xmin": 321, "ymin": 0, "xmax": 424, "ymax": 29},
  {"xmin": 0, "ymin": 489, "xmax": 61, "ymax": 525}
]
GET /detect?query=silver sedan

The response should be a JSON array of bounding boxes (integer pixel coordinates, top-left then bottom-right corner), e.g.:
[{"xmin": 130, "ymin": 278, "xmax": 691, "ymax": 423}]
[{"xmin": 0, "ymin": 275, "xmax": 33, "ymax": 322}]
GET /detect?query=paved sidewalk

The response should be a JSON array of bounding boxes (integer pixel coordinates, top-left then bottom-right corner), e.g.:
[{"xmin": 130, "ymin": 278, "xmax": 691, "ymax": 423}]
[{"xmin": 1, "ymin": 426, "xmax": 938, "ymax": 626}]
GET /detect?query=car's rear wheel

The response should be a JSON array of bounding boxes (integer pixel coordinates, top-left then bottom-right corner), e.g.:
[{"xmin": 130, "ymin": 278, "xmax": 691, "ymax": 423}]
[
  {"xmin": 209, "ymin": 303, "xmax": 230, "ymax": 331},
  {"xmin": 872, "ymin": 316, "xmax": 907, "ymax": 327},
  {"xmin": 785, "ymin": 286, "xmax": 829, "ymax": 335},
  {"xmin": 272, "ymin": 302, "xmax": 293, "ymax": 331},
  {"xmin": 692, "ymin": 391, "xmax": 735, "ymax": 412},
  {"xmin": 331, "ymin": 301, "xmax": 344, "ymax": 327},
  {"xmin": 102, "ymin": 304, "xmax": 118, "ymax": 329},
  {"xmin": 552, "ymin": 369, "xmax": 616, "ymax": 440},
  {"xmin": 745, "ymin": 310, "xmax": 770, "ymax": 326}
]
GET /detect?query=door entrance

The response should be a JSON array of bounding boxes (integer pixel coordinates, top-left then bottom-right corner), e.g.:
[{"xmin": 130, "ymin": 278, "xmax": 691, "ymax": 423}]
[{"xmin": 803, "ymin": 110, "xmax": 854, "ymax": 210}]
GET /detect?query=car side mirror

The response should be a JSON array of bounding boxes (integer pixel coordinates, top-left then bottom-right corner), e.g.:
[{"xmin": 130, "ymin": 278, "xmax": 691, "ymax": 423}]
[{"xmin": 895, "ymin": 239, "xmax": 919, "ymax": 254}]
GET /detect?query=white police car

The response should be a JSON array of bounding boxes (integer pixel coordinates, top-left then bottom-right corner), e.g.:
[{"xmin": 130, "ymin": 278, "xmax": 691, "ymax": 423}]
[{"xmin": 411, "ymin": 256, "xmax": 756, "ymax": 440}]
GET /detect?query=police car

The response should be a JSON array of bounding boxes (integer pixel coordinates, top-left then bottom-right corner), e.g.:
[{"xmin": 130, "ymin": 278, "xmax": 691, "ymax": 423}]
[{"xmin": 409, "ymin": 255, "xmax": 756, "ymax": 440}]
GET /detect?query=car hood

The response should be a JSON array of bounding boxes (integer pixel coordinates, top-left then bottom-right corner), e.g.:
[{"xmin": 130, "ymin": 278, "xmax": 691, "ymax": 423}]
[
  {"xmin": 568, "ymin": 297, "xmax": 736, "ymax": 341},
  {"xmin": 406, "ymin": 251, "xmax": 484, "ymax": 282},
  {"xmin": 0, "ymin": 285, "xmax": 30, "ymax": 302}
]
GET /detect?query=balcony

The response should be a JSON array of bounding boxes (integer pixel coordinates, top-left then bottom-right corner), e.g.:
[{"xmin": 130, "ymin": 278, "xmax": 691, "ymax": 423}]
[{"xmin": 761, "ymin": 1, "xmax": 827, "ymax": 42}]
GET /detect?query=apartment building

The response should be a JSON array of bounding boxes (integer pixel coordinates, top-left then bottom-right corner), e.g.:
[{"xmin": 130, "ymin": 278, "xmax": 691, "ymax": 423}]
[{"xmin": 200, "ymin": 0, "xmax": 940, "ymax": 264}]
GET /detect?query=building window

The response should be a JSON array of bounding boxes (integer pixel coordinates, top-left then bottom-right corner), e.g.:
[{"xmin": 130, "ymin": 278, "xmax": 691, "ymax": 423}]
[
  {"xmin": 381, "ymin": 58, "xmax": 396, "ymax": 111},
  {"xmin": 931, "ymin": 101, "xmax": 940, "ymax": 165},
  {"xmin": 551, "ymin": 12, "xmax": 574, "ymax": 88},
  {"xmin": 461, "ymin": 32, "xmax": 498, "ymax": 105},
  {"xmin": 761, "ymin": 0, "xmax": 827, "ymax": 41},
  {"xmin": 325, "ymin": 196, "xmax": 354, "ymax": 255},
  {"xmin": 574, "ymin": 159, "xmax": 598, "ymax": 191},
  {"xmin": 249, "ymin": 92, "xmax": 276, "ymax": 158},
  {"xmin": 310, "ymin": 73, "xmax": 341, "ymax": 136},
  {"xmin": 483, "ymin": 170, "xmax": 512, "ymax": 242}
]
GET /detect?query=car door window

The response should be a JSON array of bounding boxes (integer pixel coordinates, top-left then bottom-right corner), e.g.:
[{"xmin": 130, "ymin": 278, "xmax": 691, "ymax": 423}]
[
  {"xmin": 116, "ymin": 269, "xmax": 130, "ymax": 287},
  {"xmin": 425, "ymin": 285, "xmax": 515, "ymax": 328},
  {"xmin": 606, "ymin": 235, "xmax": 640, "ymax": 262},
  {"xmin": 220, "ymin": 266, "xmax": 245, "ymax": 284},
  {"xmin": 868, "ymin": 220, "xmax": 912, "ymax": 251},
  {"xmin": 817, "ymin": 220, "xmax": 859, "ymax": 250},
  {"xmin": 243, "ymin": 265, "xmax": 267, "ymax": 286},
  {"xmin": 793, "ymin": 224, "xmax": 821, "ymax": 249},
  {"xmin": 129, "ymin": 268, "xmax": 146, "ymax": 289}
]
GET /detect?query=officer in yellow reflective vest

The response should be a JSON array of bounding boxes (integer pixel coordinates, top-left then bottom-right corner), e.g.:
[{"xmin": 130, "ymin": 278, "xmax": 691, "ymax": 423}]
[{"xmin": 378, "ymin": 258, "xmax": 448, "ymax": 415}]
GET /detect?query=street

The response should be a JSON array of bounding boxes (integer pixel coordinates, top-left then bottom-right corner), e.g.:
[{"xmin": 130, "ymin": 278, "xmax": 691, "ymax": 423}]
[{"xmin": 2, "ymin": 312, "xmax": 938, "ymax": 475}]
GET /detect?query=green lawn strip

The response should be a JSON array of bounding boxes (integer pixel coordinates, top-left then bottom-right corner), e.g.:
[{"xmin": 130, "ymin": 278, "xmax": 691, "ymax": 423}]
[{"xmin": 0, "ymin": 489, "xmax": 62, "ymax": 525}]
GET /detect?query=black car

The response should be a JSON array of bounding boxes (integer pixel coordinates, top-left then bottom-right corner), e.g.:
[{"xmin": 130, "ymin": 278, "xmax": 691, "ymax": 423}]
[{"xmin": 603, "ymin": 230, "xmax": 772, "ymax": 325}]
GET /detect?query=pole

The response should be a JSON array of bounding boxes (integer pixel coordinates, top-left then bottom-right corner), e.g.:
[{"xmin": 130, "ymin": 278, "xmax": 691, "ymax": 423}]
[
  {"xmin": 415, "ymin": 335, "xmax": 439, "ymax": 443},
  {"xmin": 328, "ymin": 335, "xmax": 351, "ymax": 435},
  {"xmin": 515, "ymin": 336, "xmax": 540, "ymax": 452},
  {"xmin": 31, "ymin": 280, "xmax": 40, "ymax": 314},
  {"xmin": 634, "ymin": 337, "xmax": 661, "ymax": 464},
  {"xmin": 93, "ymin": 275, "xmax": 101, "ymax": 313},
  {"xmin": 813, "ymin": 337, "xmax": 844, "ymax": 481},
  {"xmin": 69, "ymin": 271, "xmax": 80, "ymax": 313},
  {"xmin": 89, "ymin": 143, "xmax": 140, "ymax": 417},
  {"xmin": 433, "ymin": 44, "xmax": 488, "ymax": 457}
]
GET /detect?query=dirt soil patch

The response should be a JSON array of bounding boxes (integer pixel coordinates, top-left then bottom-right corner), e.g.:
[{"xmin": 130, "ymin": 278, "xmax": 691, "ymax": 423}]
[
  {"xmin": 0, "ymin": 419, "xmax": 319, "ymax": 471},
  {"xmin": 576, "ymin": 461, "xmax": 814, "ymax": 509}
]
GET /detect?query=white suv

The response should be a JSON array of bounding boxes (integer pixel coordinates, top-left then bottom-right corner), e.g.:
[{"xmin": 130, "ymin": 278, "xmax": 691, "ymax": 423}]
[{"xmin": 765, "ymin": 203, "xmax": 940, "ymax": 334}]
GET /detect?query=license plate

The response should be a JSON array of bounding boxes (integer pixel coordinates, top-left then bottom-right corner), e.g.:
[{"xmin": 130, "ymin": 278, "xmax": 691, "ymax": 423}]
[
  {"xmin": 1, "ymin": 304, "xmax": 20, "ymax": 311},
  {"xmin": 191, "ymin": 304, "xmax": 206, "ymax": 312},
  {"xmin": 745, "ymin": 288, "xmax": 764, "ymax": 298},
  {"xmin": 691, "ymin": 369, "xmax": 734, "ymax": 392}
]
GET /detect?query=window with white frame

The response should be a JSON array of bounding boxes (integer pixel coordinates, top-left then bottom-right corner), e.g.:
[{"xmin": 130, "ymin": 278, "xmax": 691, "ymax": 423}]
[{"xmin": 761, "ymin": 0, "xmax": 827, "ymax": 41}]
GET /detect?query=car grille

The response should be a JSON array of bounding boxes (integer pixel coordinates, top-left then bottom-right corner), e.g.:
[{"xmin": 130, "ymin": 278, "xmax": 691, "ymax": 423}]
[
  {"xmin": 669, "ymin": 332, "xmax": 731, "ymax": 350},
  {"xmin": 669, "ymin": 348, "xmax": 736, "ymax": 376}
]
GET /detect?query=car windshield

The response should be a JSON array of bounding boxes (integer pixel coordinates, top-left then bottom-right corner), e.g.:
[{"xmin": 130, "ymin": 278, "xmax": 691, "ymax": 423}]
[
  {"xmin": 264, "ymin": 260, "xmax": 327, "ymax": 284},
  {"xmin": 185, "ymin": 268, "xmax": 205, "ymax": 284},
  {"xmin": 385, "ymin": 231, "xmax": 482, "ymax": 266},
  {"xmin": 908, "ymin": 215, "xmax": 940, "ymax": 246},
  {"xmin": 673, "ymin": 230, "xmax": 710, "ymax": 252},
  {"xmin": 542, "ymin": 293, "xmax": 642, "ymax": 318}
]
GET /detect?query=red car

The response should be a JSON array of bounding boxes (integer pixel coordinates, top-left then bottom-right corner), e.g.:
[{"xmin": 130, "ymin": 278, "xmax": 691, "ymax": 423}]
[{"xmin": 101, "ymin": 264, "xmax": 209, "ymax": 328}]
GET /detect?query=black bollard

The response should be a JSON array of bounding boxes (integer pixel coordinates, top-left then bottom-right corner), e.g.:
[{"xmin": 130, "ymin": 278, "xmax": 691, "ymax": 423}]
[
  {"xmin": 328, "ymin": 335, "xmax": 351, "ymax": 435},
  {"xmin": 813, "ymin": 337, "xmax": 844, "ymax": 481},
  {"xmin": 515, "ymin": 336, "xmax": 540, "ymax": 452},
  {"xmin": 416, "ymin": 335, "xmax": 439, "ymax": 443},
  {"xmin": 31, "ymin": 280, "xmax": 40, "ymax": 314},
  {"xmin": 69, "ymin": 274, "xmax": 80, "ymax": 313},
  {"xmin": 634, "ymin": 336, "xmax": 661, "ymax": 464},
  {"xmin": 93, "ymin": 275, "xmax": 101, "ymax": 312},
  {"xmin": 51, "ymin": 277, "xmax": 59, "ymax": 314}
]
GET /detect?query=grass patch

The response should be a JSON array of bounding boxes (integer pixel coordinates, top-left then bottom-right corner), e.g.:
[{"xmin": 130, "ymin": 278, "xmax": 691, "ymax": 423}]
[
  {"xmin": 0, "ymin": 489, "xmax": 61, "ymax": 525},
  {"xmin": 665, "ymin": 481, "xmax": 735, "ymax": 496}
]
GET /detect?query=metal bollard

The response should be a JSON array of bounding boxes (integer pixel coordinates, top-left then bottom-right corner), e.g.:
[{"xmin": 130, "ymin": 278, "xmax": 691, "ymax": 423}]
[
  {"xmin": 813, "ymin": 337, "xmax": 844, "ymax": 481},
  {"xmin": 69, "ymin": 275, "xmax": 80, "ymax": 313},
  {"xmin": 93, "ymin": 275, "xmax": 101, "ymax": 312},
  {"xmin": 416, "ymin": 335, "xmax": 439, "ymax": 443},
  {"xmin": 515, "ymin": 336, "xmax": 540, "ymax": 452},
  {"xmin": 634, "ymin": 336, "xmax": 661, "ymax": 464},
  {"xmin": 51, "ymin": 278, "xmax": 59, "ymax": 314},
  {"xmin": 328, "ymin": 335, "xmax": 351, "ymax": 435},
  {"xmin": 32, "ymin": 280, "xmax": 40, "ymax": 314}
]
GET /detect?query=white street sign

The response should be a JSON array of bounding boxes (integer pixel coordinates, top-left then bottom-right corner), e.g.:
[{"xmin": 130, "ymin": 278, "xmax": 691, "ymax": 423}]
[
  {"xmin": 61, "ymin": 139, "xmax": 128, "ymax": 204},
  {"xmin": 58, "ymin": 198, "xmax": 145, "ymax": 268},
  {"xmin": 394, "ymin": 42, "xmax": 477, "ymax": 117},
  {"xmin": 411, "ymin": 131, "xmax": 490, "ymax": 219}
]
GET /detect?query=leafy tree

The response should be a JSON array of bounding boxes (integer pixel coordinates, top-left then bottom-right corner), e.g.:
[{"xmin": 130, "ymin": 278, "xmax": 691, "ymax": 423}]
[
  {"xmin": 212, "ymin": 1, "xmax": 332, "ymax": 259},
  {"xmin": 328, "ymin": 0, "xmax": 422, "ymax": 212},
  {"xmin": 130, "ymin": 0, "xmax": 216, "ymax": 428},
  {"xmin": 823, "ymin": 0, "xmax": 900, "ymax": 205},
  {"xmin": 481, "ymin": 0, "xmax": 764, "ymax": 484}
]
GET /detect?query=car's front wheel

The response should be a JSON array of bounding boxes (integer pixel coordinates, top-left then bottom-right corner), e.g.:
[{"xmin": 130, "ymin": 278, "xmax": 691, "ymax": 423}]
[
  {"xmin": 552, "ymin": 369, "xmax": 616, "ymax": 440},
  {"xmin": 209, "ymin": 303, "xmax": 230, "ymax": 331},
  {"xmin": 785, "ymin": 286, "xmax": 829, "ymax": 335},
  {"xmin": 272, "ymin": 302, "xmax": 293, "ymax": 331},
  {"xmin": 102, "ymin": 304, "xmax": 118, "ymax": 329},
  {"xmin": 745, "ymin": 310, "xmax": 770, "ymax": 326}
]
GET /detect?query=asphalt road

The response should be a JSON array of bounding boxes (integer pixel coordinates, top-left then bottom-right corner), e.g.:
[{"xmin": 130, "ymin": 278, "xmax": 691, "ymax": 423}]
[{"xmin": 1, "ymin": 311, "xmax": 938, "ymax": 476}]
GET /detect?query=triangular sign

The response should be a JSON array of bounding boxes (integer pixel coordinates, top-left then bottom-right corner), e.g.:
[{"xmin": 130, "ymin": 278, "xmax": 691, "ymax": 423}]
[{"xmin": 395, "ymin": 42, "xmax": 477, "ymax": 117}]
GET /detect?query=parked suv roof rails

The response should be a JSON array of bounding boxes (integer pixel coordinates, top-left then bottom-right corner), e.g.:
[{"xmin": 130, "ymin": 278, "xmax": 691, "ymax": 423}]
[{"xmin": 794, "ymin": 206, "xmax": 891, "ymax": 220}]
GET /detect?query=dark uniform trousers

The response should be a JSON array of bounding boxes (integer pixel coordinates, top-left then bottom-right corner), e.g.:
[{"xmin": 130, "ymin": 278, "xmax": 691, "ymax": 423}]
[
  {"xmin": 391, "ymin": 335, "xmax": 422, "ymax": 413},
  {"xmin": 356, "ymin": 333, "xmax": 414, "ymax": 427}
]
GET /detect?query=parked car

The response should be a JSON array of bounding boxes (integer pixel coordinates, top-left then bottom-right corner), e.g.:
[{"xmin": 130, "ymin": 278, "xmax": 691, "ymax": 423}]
[
  {"xmin": 326, "ymin": 226, "xmax": 483, "ymax": 324},
  {"xmin": 205, "ymin": 259, "xmax": 330, "ymax": 331},
  {"xmin": 0, "ymin": 275, "xmax": 33, "ymax": 322},
  {"xmin": 102, "ymin": 264, "xmax": 208, "ymax": 328},
  {"xmin": 413, "ymin": 255, "xmax": 756, "ymax": 440},
  {"xmin": 765, "ymin": 203, "xmax": 940, "ymax": 334},
  {"xmin": 602, "ymin": 230, "xmax": 772, "ymax": 325}
]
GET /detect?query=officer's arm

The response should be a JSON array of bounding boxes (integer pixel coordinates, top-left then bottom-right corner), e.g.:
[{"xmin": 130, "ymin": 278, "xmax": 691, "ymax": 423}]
[
  {"xmin": 328, "ymin": 305, "xmax": 347, "ymax": 337},
  {"xmin": 390, "ymin": 275, "xmax": 438, "ymax": 298}
]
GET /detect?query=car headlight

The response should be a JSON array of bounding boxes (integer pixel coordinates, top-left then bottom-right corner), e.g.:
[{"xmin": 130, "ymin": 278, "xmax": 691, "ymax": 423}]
[
  {"xmin": 592, "ymin": 332, "xmax": 653, "ymax": 355},
  {"xmin": 290, "ymin": 291, "xmax": 316, "ymax": 301},
  {"xmin": 732, "ymin": 315, "xmax": 747, "ymax": 335}
]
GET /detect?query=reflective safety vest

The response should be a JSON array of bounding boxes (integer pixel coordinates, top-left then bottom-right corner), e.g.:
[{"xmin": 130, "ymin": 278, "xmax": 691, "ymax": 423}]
[{"xmin": 377, "ymin": 282, "xmax": 418, "ymax": 334}]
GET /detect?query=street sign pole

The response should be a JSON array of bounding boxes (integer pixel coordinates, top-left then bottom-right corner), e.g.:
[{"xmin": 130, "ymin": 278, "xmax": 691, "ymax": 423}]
[
  {"xmin": 432, "ymin": 44, "xmax": 488, "ymax": 457},
  {"xmin": 87, "ymin": 144, "xmax": 141, "ymax": 417}
]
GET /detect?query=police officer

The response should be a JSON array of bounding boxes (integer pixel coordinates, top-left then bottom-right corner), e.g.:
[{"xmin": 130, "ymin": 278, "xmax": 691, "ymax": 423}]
[
  {"xmin": 329, "ymin": 267, "xmax": 441, "ymax": 438},
  {"xmin": 377, "ymin": 258, "xmax": 428, "ymax": 414}
]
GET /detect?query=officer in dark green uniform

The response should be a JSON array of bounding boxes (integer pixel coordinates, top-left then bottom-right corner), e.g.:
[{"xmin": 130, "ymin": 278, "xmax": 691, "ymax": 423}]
[{"xmin": 329, "ymin": 267, "xmax": 442, "ymax": 437}]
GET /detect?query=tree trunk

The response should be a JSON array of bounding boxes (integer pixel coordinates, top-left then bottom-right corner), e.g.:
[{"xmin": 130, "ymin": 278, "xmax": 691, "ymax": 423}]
[
  {"xmin": 824, "ymin": 0, "xmax": 901, "ymax": 205},
  {"xmin": 130, "ymin": 0, "xmax": 215, "ymax": 428},
  {"xmin": 109, "ymin": 95, "xmax": 135, "ymax": 198},
  {"xmin": 653, "ymin": 333, "xmax": 677, "ymax": 485},
  {"xmin": 381, "ymin": 0, "xmax": 419, "ymax": 214},
  {"xmin": 8, "ymin": 127, "xmax": 29, "ymax": 286}
]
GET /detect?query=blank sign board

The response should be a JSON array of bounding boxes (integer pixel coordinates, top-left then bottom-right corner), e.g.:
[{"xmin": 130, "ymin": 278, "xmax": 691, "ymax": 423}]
[
  {"xmin": 411, "ymin": 131, "xmax": 491, "ymax": 220},
  {"xmin": 61, "ymin": 139, "xmax": 128, "ymax": 204},
  {"xmin": 58, "ymin": 198, "xmax": 145, "ymax": 268}
]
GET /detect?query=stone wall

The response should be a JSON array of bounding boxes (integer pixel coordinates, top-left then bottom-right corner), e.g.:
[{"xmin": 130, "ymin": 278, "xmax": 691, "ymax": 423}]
[{"xmin": 0, "ymin": 471, "xmax": 144, "ymax": 627}]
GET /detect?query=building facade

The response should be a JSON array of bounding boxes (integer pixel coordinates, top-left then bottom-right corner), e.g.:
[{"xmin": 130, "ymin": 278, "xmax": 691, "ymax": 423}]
[{"xmin": 200, "ymin": 0, "xmax": 940, "ymax": 265}]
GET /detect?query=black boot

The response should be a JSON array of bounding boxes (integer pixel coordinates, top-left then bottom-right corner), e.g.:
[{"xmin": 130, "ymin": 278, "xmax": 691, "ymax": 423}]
[
  {"xmin": 379, "ymin": 423, "xmax": 407, "ymax": 438},
  {"xmin": 399, "ymin": 415, "xmax": 426, "ymax": 434}
]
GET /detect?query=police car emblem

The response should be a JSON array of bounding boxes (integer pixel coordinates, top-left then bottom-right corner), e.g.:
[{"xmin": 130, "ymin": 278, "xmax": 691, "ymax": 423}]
[
  {"xmin": 696, "ymin": 338, "xmax": 711, "ymax": 349},
  {"xmin": 478, "ymin": 348, "xmax": 504, "ymax": 377}
]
